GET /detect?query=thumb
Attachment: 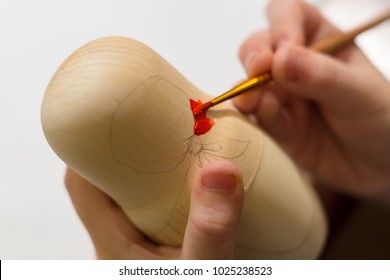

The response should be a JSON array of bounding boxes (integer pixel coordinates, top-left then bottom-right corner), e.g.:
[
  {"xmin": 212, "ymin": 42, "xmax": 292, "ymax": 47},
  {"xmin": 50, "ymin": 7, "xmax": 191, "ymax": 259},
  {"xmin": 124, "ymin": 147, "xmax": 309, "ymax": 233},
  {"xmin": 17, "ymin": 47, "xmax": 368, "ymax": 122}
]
[
  {"xmin": 272, "ymin": 44, "xmax": 372, "ymax": 118},
  {"xmin": 181, "ymin": 160, "xmax": 244, "ymax": 260}
]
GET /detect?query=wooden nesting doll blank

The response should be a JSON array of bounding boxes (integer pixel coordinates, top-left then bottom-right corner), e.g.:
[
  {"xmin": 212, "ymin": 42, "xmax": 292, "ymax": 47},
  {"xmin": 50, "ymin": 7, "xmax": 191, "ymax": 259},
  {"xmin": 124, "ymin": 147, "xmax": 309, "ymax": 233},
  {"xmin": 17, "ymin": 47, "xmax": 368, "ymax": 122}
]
[{"xmin": 41, "ymin": 37, "xmax": 327, "ymax": 259}]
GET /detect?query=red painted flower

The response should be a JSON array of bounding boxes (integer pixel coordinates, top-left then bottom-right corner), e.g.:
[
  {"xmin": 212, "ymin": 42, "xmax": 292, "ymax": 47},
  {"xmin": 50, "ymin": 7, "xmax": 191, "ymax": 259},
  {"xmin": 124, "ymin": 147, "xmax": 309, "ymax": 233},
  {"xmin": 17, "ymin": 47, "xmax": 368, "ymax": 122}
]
[{"xmin": 189, "ymin": 99, "xmax": 214, "ymax": 135}]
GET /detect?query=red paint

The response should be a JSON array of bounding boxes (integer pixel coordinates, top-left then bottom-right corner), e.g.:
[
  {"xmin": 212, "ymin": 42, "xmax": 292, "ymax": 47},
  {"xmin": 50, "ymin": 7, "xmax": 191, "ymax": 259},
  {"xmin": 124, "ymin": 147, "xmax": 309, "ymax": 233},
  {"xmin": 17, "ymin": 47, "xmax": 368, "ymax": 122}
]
[{"xmin": 189, "ymin": 99, "xmax": 214, "ymax": 136}]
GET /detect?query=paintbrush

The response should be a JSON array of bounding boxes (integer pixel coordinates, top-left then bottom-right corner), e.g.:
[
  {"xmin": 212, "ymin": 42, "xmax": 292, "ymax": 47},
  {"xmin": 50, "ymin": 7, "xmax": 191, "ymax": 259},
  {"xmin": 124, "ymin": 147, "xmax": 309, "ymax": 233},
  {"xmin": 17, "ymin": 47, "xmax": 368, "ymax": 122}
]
[{"xmin": 195, "ymin": 9, "xmax": 390, "ymax": 115}]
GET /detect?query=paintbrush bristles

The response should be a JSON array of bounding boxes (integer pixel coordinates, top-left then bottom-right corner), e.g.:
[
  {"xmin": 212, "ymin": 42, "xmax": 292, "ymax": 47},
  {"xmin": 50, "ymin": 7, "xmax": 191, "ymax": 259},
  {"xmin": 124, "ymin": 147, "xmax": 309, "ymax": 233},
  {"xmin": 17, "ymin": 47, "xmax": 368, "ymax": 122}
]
[{"xmin": 193, "ymin": 101, "xmax": 212, "ymax": 115}]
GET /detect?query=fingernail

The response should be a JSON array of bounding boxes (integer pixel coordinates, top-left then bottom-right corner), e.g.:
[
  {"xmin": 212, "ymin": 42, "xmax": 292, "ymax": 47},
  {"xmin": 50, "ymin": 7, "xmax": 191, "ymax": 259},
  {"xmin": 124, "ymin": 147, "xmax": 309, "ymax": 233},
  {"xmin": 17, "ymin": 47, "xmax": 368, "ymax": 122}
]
[
  {"xmin": 243, "ymin": 51, "xmax": 258, "ymax": 71},
  {"xmin": 202, "ymin": 173, "xmax": 236, "ymax": 192}
]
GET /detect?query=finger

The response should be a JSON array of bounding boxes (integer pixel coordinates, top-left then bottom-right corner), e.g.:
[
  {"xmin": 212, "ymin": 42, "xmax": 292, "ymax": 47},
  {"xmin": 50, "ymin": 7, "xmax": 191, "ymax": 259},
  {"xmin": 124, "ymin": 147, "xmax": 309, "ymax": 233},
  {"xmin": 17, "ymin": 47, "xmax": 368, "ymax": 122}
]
[
  {"xmin": 272, "ymin": 44, "xmax": 377, "ymax": 118},
  {"xmin": 232, "ymin": 81, "xmax": 264, "ymax": 114},
  {"xmin": 235, "ymin": 31, "xmax": 273, "ymax": 113},
  {"xmin": 64, "ymin": 168, "xmax": 149, "ymax": 257},
  {"xmin": 255, "ymin": 88, "xmax": 292, "ymax": 140},
  {"xmin": 267, "ymin": 0, "xmax": 322, "ymax": 48},
  {"xmin": 182, "ymin": 161, "xmax": 244, "ymax": 259},
  {"xmin": 238, "ymin": 31, "xmax": 273, "ymax": 77}
]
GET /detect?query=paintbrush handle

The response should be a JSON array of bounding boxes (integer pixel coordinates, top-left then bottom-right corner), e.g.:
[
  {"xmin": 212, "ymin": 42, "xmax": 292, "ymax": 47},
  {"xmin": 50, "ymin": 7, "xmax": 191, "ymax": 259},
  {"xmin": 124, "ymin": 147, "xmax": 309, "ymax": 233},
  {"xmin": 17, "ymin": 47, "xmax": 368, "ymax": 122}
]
[
  {"xmin": 210, "ymin": 9, "xmax": 390, "ymax": 107},
  {"xmin": 210, "ymin": 73, "xmax": 272, "ymax": 105},
  {"xmin": 310, "ymin": 10, "xmax": 390, "ymax": 53}
]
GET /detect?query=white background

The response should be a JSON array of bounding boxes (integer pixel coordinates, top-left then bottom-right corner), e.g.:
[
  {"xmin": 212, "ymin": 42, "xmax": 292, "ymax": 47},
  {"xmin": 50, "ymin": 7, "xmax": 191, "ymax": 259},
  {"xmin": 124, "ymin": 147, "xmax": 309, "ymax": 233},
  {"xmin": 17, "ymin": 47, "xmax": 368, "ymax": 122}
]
[{"xmin": 0, "ymin": 0, "xmax": 389, "ymax": 259}]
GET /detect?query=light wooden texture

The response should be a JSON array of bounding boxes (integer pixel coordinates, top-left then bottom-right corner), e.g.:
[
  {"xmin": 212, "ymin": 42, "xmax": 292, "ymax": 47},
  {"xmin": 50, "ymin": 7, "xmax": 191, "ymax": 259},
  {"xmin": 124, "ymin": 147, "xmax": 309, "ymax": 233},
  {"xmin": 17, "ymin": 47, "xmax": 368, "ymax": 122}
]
[{"xmin": 41, "ymin": 37, "xmax": 327, "ymax": 259}]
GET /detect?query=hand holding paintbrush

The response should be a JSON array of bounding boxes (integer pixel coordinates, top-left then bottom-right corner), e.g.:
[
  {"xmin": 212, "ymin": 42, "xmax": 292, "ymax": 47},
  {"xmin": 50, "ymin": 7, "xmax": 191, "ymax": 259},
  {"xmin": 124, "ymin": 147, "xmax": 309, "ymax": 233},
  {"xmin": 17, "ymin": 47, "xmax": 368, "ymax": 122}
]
[
  {"xmin": 232, "ymin": 0, "xmax": 390, "ymax": 202},
  {"xmin": 196, "ymin": 8, "xmax": 390, "ymax": 114}
]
